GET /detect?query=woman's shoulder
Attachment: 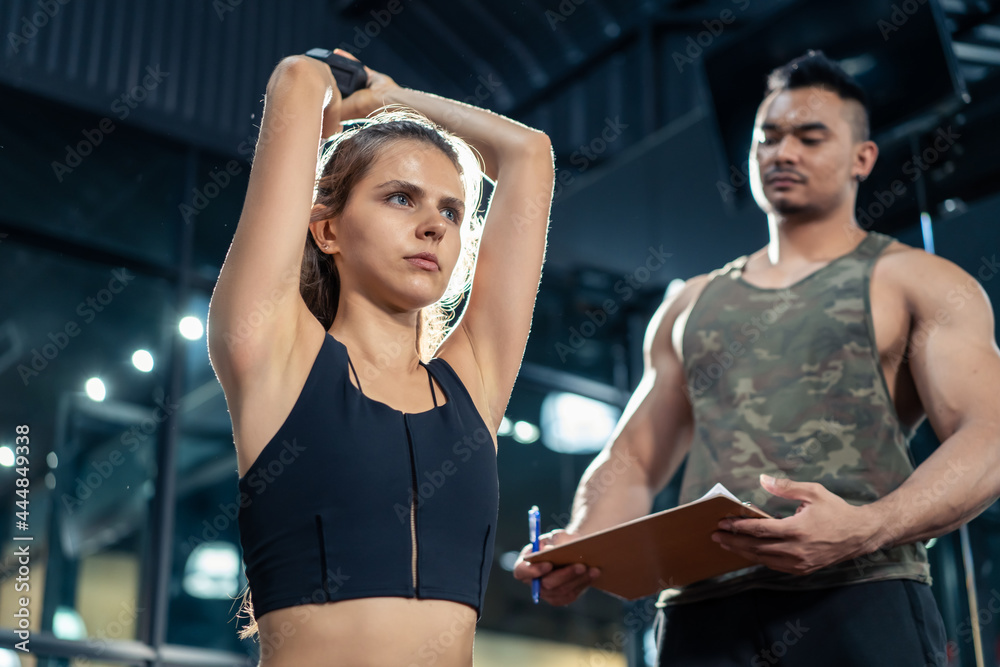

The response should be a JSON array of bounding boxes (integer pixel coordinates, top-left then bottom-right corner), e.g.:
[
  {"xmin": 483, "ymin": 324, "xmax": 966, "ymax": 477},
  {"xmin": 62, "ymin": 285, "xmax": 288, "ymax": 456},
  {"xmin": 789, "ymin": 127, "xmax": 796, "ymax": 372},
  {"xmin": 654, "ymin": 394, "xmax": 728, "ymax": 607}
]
[
  {"xmin": 433, "ymin": 328, "xmax": 482, "ymax": 393},
  {"xmin": 434, "ymin": 327, "xmax": 498, "ymax": 436}
]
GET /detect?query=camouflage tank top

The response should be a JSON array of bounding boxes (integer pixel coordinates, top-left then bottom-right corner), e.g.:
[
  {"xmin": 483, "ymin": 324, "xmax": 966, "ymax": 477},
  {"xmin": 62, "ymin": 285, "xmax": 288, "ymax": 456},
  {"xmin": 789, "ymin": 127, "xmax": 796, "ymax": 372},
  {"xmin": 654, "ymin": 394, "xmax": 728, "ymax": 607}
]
[{"xmin": 659, "ymin": 231, "xmax": 930, "ymax": 607}]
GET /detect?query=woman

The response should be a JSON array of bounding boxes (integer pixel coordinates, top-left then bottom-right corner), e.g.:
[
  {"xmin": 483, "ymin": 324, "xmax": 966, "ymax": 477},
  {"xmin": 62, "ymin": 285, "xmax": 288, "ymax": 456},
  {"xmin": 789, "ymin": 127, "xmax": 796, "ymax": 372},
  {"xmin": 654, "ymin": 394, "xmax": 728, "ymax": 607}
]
[{"xmin": 207, "ymin": 49, "xmax": 553, "ymax": 666}]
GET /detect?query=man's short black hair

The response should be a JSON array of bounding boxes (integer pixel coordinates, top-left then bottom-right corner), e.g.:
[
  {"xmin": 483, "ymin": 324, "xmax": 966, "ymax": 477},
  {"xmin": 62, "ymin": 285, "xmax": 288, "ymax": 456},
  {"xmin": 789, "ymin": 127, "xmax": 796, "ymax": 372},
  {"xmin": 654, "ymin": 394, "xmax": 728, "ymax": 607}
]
[{"xmin": 765, "ymin": 50, "xmax": 871, "ymax": 140}]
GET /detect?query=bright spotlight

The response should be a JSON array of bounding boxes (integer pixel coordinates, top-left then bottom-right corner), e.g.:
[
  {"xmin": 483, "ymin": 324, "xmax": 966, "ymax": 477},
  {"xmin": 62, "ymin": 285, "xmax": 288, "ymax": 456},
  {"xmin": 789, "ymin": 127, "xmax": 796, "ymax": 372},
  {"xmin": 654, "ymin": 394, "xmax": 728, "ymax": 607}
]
[
  {"xmin": 179, "ymin": 316, "xmax": 204, "ymax": 340},
  {"xmin": 540, "ymin": 392, "xmax": 621, "ymax": 454},
  {"xmin": 183, "ymin": 542, "xmax": 241, "ymax": 599},
  {"xmin": 85, "ymin": 377, "xmax": 106, "ymax": 401},
  {"xmin": 53, "ymin": 606, "xmax": 87, "ymax": 640},
  {"xmin": 512, "ymin": 420, "xmax": 540, "ymax": 444},
  {"xmin": 131, "ymin": 349, "xmax": 154, "ymax": 372},
  {"xmin": 0, "ymin": 647, "xmax": 23, "ymax": 667},
  {"xmin": 497, "ymin": 550, "xmax": 522, "ymax": 572}
]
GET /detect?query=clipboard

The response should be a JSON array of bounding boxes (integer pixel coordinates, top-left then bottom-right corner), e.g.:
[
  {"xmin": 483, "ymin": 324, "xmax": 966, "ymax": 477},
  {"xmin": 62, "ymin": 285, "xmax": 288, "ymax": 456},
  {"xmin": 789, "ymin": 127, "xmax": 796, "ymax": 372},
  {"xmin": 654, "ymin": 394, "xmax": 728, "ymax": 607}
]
[{"xmin": 523, "ymin": 484, "xmax": 773, "ymax": 600}]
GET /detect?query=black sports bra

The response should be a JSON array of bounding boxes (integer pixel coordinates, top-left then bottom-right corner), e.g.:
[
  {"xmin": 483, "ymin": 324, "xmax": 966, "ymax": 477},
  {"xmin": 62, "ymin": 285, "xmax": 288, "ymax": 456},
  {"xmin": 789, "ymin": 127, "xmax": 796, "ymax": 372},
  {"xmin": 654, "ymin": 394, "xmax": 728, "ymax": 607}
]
[{"xmin": 237, "ymin": 333, "xmax": 498, "ymax": 618}]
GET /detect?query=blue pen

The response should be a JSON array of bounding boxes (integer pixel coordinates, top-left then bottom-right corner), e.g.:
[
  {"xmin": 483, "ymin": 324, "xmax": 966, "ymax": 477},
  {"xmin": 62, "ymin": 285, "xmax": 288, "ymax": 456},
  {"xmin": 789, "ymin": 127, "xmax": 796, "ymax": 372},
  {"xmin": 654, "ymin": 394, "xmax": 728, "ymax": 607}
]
[{"xmin": 529, "ymin": 505, "xmax": 541, "ymax": 603}]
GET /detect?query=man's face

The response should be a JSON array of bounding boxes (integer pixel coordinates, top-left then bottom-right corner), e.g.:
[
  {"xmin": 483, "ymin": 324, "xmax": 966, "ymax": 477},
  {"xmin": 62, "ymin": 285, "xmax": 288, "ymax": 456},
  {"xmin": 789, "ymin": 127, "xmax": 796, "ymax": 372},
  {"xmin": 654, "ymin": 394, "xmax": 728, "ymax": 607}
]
[{"xmin": 749, "ymin": 87, "xmax": 869, "ymax": 219}]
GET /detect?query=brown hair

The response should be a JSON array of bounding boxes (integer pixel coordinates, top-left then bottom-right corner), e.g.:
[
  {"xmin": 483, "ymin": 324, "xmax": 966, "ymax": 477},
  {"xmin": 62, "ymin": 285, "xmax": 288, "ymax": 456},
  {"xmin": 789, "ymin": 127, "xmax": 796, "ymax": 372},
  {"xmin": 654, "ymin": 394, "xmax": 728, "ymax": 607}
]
[{"xmin": 237, "ymin": 108, "xmax": 483, "ymax": 640}]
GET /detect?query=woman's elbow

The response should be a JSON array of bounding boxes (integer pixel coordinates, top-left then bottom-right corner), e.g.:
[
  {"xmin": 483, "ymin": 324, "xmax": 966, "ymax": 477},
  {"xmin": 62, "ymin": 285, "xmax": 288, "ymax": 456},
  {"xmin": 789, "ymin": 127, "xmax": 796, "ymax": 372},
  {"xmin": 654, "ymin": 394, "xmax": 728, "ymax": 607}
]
[
  {"xmin": 524, "ymin": 129, "xmax": 552, "ymax": 159},
  {"xmin": 265, "ymin": 55, "xmax": 328, "ymax": 96}
]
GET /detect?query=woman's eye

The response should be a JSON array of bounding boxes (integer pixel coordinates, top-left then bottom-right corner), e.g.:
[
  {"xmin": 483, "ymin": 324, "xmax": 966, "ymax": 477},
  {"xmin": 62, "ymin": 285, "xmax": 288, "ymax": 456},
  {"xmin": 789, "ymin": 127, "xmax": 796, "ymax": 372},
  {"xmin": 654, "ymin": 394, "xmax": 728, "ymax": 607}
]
[
  {"xmin": 389, "ymin": 193, "xmax": 409, "ymax": 206},
  {"xmin": 442, "ymin": 208, "xmax": 458, "ymax": 222}
]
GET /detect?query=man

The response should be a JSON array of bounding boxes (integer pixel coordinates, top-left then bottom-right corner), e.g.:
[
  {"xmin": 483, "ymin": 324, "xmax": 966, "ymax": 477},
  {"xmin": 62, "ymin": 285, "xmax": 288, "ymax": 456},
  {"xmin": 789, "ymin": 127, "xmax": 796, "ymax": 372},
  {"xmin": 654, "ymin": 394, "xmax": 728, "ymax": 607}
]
[{"xmin": 514, "ymin": 51, "xmax": 1000, "ymax": 665}]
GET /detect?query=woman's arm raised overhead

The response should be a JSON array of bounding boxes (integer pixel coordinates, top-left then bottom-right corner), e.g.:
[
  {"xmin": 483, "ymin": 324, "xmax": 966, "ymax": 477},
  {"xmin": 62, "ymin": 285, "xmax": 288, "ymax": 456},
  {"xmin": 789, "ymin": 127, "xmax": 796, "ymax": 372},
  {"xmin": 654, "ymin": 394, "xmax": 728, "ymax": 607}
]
[{"xmin": 207, "ymin": 56, "xmax": 340, "ymax": 389}]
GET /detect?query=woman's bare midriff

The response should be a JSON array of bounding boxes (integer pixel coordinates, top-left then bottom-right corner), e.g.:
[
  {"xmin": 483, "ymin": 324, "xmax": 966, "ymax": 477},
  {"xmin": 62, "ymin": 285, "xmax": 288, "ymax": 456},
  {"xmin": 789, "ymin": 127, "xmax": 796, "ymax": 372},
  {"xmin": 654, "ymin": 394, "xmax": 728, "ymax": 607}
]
[{"xmin": 254, "ymin": 597, "xmax": 478, "ymax": 667}]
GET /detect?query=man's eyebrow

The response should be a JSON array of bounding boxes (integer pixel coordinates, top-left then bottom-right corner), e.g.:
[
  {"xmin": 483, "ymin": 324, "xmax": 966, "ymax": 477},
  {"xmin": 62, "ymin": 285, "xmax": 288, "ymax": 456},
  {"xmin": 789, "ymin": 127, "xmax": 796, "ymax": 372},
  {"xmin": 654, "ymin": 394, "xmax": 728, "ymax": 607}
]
[
  {"xmin": 376, "ymin": 179, "xmax": 465, "ymax": 211},
  {"xmin": 761, "ymin": 122, "xmax": 831, "ymax": 132}
]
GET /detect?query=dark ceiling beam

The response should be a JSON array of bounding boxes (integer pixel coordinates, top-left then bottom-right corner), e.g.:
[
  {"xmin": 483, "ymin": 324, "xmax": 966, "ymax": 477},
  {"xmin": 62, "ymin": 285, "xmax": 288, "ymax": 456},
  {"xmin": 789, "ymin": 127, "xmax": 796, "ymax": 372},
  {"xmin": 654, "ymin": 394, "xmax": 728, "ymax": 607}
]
[
  {"xmin": 505, "ymin": 16, "xmax": 753, "ymax": 119},
  {"xmin": 585, "ymin": 0, "xmax": 623, "ymax": 39},
  {"xmin": 505, "ymin": 27, "xmax": 640, "ymax": 118},
  {"xmin": 944, "ymin": 0, "xmax": 1000, "ymax": 37},
  {"xmin": 0, "ymin": 217, "xmax": 217, "ymax": 294},
  {"xmin": 639, "ymin": 21, "xmax": 659, "ymax": 136},
  {"xmin": 407, "ymin": 2, "xmax": 515, "ymax": 108},
  {"xmin": 953, "ymin": 41, "xmax": 1000, "ymax": 64},
  {"xmin": 519, "ymin": 0, "xmax": 586, "ymax": 65},
  {"xmin": 459, "ymin": 0, "xmax": 550, "ymax": 88}
]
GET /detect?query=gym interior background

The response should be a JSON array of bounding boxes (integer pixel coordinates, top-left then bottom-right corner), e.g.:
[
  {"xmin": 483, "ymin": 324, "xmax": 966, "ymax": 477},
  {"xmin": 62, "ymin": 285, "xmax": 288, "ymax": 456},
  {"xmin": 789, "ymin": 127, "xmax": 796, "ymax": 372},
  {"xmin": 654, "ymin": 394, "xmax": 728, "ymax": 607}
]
[{"xmin": 2, "ymin": 0, "xmax": 1000, "ymax": 665}]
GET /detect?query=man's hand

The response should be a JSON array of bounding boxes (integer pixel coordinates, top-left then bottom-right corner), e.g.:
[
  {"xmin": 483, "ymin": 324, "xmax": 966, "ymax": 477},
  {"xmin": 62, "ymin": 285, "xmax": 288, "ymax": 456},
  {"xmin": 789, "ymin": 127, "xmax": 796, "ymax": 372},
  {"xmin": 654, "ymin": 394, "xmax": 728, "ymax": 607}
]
[
  {"xmin": 512, "ymin": 530, "xmax": 600, "ymax": 606},
  {"xmin": 712, "ymin": 474, "xmax": 885, "ymax": 575}
]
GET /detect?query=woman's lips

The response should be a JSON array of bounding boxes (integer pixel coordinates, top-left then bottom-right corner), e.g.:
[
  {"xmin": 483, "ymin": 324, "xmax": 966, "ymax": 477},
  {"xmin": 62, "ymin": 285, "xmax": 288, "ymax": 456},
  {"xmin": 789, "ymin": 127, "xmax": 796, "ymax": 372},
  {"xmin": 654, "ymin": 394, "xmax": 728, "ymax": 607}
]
[{"xmin": 406, "ymin": 255, "xmax": 439, "ymax": 271}]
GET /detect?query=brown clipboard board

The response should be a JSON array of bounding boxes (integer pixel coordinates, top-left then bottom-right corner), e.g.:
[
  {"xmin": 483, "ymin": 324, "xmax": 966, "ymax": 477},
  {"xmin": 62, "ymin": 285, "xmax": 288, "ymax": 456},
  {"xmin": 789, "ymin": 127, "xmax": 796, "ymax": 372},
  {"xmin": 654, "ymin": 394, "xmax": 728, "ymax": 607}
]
[{"xmin": 524, "ymin": 488, "xmax": 772, "ymax": 601}]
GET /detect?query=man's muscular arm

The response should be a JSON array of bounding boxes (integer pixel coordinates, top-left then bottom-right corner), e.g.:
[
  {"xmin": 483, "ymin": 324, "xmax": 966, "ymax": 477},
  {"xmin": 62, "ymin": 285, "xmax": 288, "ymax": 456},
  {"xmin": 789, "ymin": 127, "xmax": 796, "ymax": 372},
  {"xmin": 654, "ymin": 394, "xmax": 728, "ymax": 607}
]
[
  {"xmin": 565, "ymin": 297, "xmax": 696, "ymax": 535},
  {"xmin": 511, "ymin": 277, "xmax": 705, "ymax": 605},
  {"xmin": 716, "ymin": 249, "xmax": 1000, "ymax": 574},
  {"xmin": 867, "ymin": 250, "xmax": 1000, "ymax": 547}
]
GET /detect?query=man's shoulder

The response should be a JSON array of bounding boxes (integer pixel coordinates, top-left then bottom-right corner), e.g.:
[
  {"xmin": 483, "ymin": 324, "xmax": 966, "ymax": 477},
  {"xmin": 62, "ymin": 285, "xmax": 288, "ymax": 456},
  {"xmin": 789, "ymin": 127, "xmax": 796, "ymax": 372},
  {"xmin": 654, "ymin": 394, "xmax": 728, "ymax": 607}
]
[
  {"xmin": 875, "ymin": 237, "xmax": 973, "ymax": 285},
  {"xmin": 876, "ymin": 236, "xmax": 923, "ymax": 261},
  {"xmin": 712, "ymin": 253, "xmax": 754, "ymax": 278},
  {"xmin": 644, "ymin": 273, "xmax": 714, "ymax": 347},
  {"xmin": 873, "ymin": 237, "xmax": 988, "ymax": 318},
  {"xmin": 670, "ymin": 255, "xmax": 751, "ymax": 299},
  {"xmin": 665, "ymin": 272, "xmax": 713, "ymax": 311}
]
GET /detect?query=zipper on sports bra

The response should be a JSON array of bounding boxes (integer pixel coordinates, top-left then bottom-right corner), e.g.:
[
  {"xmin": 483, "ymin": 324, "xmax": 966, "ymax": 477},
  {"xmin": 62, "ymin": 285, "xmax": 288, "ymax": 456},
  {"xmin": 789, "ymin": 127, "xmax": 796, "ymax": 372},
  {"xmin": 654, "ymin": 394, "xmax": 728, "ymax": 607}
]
[
  {"xmin": 405, "ymin": 419, "xmax": 419, "ymax": 594},
  {"xmin": 410, "ymin": 494, "xmax": 418, "ymax": 590}
]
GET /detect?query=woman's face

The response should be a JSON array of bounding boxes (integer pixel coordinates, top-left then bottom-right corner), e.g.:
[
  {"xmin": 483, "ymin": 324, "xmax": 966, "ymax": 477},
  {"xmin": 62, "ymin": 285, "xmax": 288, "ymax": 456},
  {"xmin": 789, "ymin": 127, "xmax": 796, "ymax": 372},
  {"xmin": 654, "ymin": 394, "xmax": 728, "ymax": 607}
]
[{"xmin": 331, "ymin": 139, "xmax": 467, "ymax": 312}]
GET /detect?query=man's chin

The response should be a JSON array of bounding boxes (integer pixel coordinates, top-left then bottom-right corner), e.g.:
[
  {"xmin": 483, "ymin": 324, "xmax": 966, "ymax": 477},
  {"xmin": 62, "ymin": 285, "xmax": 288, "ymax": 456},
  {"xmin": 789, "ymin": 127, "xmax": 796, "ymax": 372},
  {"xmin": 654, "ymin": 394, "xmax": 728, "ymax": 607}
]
[
  {"xmin": 775, "ymin": 202, "xmax": 810, "ymax": 216},
  {"xmin": 764, "ymin": 195, "xmax": 812, "ymax": 217}
]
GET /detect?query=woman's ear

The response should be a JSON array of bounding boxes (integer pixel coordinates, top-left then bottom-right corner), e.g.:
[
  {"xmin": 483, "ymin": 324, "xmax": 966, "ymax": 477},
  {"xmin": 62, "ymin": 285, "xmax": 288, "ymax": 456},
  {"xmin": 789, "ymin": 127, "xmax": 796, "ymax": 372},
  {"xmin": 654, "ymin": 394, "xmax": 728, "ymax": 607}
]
[{"xmin": 308, "ymin": 204, "xmax": 339, "ymax": 254}]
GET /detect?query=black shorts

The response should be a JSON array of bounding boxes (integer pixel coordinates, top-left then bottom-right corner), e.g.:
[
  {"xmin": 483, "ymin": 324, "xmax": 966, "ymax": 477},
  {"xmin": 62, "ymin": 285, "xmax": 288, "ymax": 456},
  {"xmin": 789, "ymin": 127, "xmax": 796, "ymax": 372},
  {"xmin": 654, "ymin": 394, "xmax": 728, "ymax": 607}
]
[{"xmin": 655, "ymin": 579, "xmax": 946, "ymax": 667}]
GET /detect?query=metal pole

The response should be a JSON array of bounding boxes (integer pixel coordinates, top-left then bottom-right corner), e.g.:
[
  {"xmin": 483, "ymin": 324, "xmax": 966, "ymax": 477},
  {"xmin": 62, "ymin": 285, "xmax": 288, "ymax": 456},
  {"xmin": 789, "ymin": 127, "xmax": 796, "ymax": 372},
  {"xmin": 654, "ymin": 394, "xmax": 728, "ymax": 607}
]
[
  {"xmin": 147, "ymin": 147, "xmax": 198, "ymax": 665},
  {"xmin": 959, "ymin": 525, "xmax": 985, "ymax": 667}
]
